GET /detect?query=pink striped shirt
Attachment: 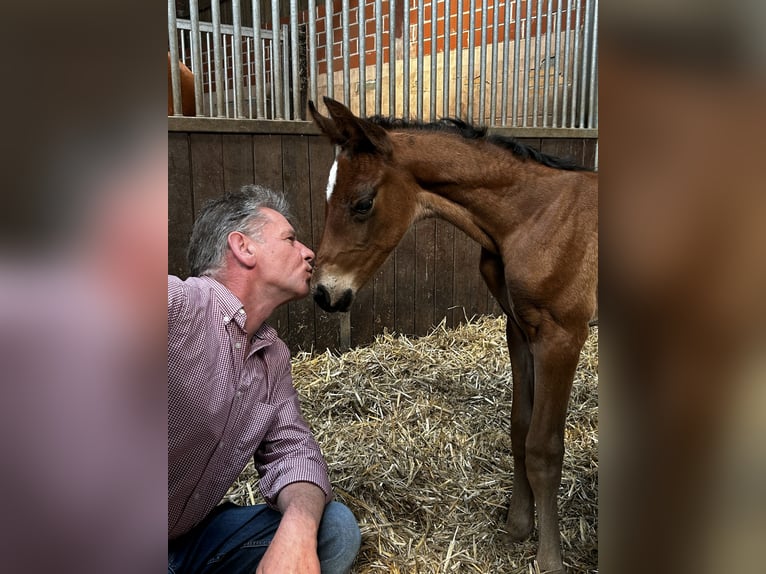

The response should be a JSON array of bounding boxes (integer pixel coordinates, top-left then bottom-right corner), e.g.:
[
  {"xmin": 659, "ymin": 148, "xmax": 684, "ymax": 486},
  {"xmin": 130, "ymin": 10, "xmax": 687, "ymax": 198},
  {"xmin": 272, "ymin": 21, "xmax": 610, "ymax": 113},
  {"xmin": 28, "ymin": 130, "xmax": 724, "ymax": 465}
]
[{"xmin": 168, "ymin": 275, "xmax": 332, "ymax": 539}]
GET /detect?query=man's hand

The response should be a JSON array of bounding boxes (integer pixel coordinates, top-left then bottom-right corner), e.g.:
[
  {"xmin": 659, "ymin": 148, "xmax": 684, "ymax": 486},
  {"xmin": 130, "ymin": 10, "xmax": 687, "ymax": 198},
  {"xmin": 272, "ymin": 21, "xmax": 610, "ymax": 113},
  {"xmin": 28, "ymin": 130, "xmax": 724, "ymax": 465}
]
[{"xmin": 255, "ymin": 482, "xmax": 327, "ymax": 574}]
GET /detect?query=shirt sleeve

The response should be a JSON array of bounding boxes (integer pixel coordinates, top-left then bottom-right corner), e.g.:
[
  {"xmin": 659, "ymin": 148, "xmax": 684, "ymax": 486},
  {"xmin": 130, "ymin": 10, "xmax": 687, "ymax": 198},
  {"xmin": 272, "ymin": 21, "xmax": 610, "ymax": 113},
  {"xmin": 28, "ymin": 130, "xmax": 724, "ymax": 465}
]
[
  {"xmin": 167, "ymin": 275, "xmax": 187, "ymax": 330},
  {"xmin": 253, "ymin": 349, "xmax": 334, "ymax": 508}
]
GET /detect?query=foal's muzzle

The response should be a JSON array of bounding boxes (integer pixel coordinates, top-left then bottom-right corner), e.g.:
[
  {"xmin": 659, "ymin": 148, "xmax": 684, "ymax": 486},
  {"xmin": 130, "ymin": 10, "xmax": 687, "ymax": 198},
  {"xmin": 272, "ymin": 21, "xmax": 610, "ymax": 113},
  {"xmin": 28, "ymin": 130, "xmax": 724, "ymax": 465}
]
[{"xmin": 313, "ymin": 284, "xmax": 354, "ymax": 313}]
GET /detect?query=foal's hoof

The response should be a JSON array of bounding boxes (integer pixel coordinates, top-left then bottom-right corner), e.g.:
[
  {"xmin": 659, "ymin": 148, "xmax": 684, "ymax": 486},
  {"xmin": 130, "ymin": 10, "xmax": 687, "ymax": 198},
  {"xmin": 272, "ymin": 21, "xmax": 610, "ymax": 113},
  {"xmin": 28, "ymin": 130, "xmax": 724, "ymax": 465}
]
[{"xmin": 502, "ymin": 516, "xmax": 534, "ymax": 543}]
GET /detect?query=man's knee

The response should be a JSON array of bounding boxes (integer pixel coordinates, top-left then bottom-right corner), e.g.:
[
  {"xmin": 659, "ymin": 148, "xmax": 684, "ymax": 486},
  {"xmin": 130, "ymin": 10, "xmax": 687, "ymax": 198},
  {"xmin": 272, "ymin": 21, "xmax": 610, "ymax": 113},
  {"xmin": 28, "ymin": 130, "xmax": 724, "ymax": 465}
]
[{"xmin": 318, "ymin": 502, "xmax": 361, "ymax": 573}]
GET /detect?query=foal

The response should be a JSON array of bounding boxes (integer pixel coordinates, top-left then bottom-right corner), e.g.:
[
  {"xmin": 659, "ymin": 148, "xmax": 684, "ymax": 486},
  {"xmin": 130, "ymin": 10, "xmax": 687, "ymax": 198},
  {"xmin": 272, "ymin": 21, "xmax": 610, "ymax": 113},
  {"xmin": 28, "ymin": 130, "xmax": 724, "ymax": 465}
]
[{"xmin": 309, "ymin": 97, "xmax": 597, "ymax": 573}]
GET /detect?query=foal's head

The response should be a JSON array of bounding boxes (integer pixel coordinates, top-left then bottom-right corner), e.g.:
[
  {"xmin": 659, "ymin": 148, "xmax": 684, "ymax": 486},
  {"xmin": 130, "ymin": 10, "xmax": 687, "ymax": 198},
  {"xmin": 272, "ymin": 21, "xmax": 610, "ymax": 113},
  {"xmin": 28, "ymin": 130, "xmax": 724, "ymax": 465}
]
[{"xmin": 308, "ymin": 97, "xmax": 418, "ymax": 312}]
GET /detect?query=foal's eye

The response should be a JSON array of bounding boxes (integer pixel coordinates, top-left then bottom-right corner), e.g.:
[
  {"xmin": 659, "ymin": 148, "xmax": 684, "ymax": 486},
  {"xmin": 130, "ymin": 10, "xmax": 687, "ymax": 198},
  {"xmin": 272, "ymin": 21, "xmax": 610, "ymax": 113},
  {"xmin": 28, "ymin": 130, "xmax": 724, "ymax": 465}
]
[{"xmin": 352, "ymin": 197, "xmax": 374, "ymax": 215}]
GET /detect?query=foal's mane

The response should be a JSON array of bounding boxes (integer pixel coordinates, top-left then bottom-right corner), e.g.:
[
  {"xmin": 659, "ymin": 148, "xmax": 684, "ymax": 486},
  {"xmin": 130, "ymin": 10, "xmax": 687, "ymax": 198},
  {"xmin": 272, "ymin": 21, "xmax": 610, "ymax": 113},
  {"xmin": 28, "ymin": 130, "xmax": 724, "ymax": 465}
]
[{"xmin": 367, "ymin": 115, "xmax": 592, "ymax": 172}]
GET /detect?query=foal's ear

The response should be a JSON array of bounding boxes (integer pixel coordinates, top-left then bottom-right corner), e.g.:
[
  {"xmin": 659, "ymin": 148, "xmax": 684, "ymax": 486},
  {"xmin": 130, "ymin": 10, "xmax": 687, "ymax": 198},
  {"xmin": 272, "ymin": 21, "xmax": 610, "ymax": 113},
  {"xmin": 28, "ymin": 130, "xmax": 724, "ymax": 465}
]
[{"xmin": 313, "ymin": 97, "xmax": 392, "ymax": 157}]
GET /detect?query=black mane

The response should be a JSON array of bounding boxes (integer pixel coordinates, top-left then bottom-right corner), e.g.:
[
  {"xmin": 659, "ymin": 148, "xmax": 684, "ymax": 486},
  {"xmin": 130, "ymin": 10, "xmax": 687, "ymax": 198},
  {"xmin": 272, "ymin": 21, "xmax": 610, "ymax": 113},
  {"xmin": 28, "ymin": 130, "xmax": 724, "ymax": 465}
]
[{"xmin": 366, "ymin": 115, "xmax": 592, "ymax": 172}]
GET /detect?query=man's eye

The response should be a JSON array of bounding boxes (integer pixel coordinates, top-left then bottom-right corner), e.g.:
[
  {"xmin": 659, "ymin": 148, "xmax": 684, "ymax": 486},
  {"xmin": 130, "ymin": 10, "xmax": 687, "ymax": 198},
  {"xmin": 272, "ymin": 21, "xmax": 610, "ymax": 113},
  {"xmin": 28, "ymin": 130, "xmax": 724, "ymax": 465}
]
[{"xmin": 352, "ymin": 198, "xmax": 374, "ymax": 214}]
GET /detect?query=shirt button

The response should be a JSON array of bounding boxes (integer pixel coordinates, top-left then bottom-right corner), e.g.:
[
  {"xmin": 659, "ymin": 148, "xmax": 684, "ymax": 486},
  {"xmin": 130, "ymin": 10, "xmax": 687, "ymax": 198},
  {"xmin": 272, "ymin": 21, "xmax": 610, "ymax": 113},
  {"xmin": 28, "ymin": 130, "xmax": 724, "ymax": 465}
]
[
  {"xmin": 235, "ymin": 342, "xmax": 241, "ymax": 349},
  {"xmin": 238, "ymin": 309, "xmax": 245, "ymax": 314},
  {"xmin": 223, "ymin": 316, "xmax": 231, "ymax": 323}
]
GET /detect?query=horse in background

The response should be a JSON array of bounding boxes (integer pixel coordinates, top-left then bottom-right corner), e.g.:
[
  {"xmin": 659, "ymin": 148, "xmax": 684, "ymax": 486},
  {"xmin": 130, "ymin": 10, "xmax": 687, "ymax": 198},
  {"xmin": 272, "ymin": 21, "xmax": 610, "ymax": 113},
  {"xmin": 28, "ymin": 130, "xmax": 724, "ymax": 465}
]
[
  {"xmin": 167, "ymin": 52, "xmax": 196, "ymax": 117},
  {"xmin": 308, "ymin": 97, "xmax": 597, "ymax": 573}
]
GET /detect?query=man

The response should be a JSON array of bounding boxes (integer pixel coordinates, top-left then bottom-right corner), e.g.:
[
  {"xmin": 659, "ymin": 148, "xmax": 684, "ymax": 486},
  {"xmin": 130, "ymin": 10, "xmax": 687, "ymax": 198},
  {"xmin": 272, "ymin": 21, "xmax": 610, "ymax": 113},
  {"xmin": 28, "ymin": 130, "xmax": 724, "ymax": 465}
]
[{"xmin": 168, "ymin": 185, "xmax": 361, "ymax": 574}]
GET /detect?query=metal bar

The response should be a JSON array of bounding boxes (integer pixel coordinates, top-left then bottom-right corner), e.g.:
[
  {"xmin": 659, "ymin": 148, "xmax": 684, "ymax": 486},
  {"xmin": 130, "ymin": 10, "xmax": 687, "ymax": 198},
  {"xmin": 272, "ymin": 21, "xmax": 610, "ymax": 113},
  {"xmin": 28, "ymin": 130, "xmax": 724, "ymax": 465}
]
[
  {"xmin": 211, "ymin": 0, "xmax": 225, "ymax": 117},
  {"xmin": 246, "ymin": 37, "xmax": 253, "ymax": 118},
  {"xmin": 271, "ymin": 0, "xmax": 283, "ymax": 118},
  {"xmin": 522, "ymin": 0, "xmax": 532, "ymax": 126},
  {"xmin": 290, "ymin": 0, "xmax": 301, "ymax": 118},
  {"xmin": 489, "ymin": 0, "xmax": 500, "ymax": 126},
  {"xmin": 532, "ymin": 0, "xmax": 542, "ymax": 127},
  {"xmin": 542, "ymin": 0, "xmax": 552, "ymax": 127},
  {"xmin": 389, "ymin": 0, "xmax": 396, "ymax": 116},
  {"xmin": 455, "ymin": 0, "xmax": 463, "ymax": 119},
  {"xmin": 308, "ymin": 0, "xmax": 318, "ymax": 106},
  {"xmin": 443, "ymin": 0, "xmax": 451, "ymax": 117},
  {"xmin": 168, "ymin": 0, "xmax": 182, "ymax": 116},
  {"xmin": 561, "ymin": 0, "xmax": 572, "ymax": 127},
  {"xmin": 478, "ymin": 0, "xmax": 487, "ymax": 123},
  {"xmin": 206, "ymin": 34, "xmax": 214, "ymax": 115},
  {"xmin": 358, "ymin": 0, "xmax": 367, "ymax": 116},
  {"xmin": 430, "ymin": 0, "xmax": 438, "ymax": 120},
  {"xmin": 189, "ymin": 0, "xmax": 204, "ymax": 116},
  {"xmin": 467, "ymin": 0, "xmax": 475, "ymax": 121},
  {"xmin": 251, "ymin": 0, "xmax": 265, "ymax": 117},
  {"xmin": 587, "ymin": 0, "xmax": 598, "ymax": 128},
  {"xmin": 570, "ymin": 0, "xmax": 582, "ymax": 126},
  {"xmin": 223, "ymin": 35, "xmax": 230, "ymax": 117},
  {"xmin": 325, "ymin": 0, "xmax": 334, "ymax": 99},
  {"xmin": 282, "ymin": 24, "xmax": 291, "ymax": 117},
  {"xmin": 403, "ymin": 0, "xmax": 410, "ymax": 118},
  {"xmin": 417, "ymin": 0, "xmax": 424, "ymax": 120},
  {"xmin": 500, "ymin": 0, "xmax": 511, "ymax": 125},
  {"xmin": 578, "ymin": 0, "xmax": 591, "ymax": 128},
  {"xmin": 232, "ymin": 0, "xmax": 245, "ymax": 118},
  {"xmin": 552, "ymin": 0, "xmax": 562, "ymax": 127},
  {"xmin": 375, "ymin": 0, "xmax": 383, "ymax": 114},
  {"xmin": 512, "ymin": 0, "xmax": 521, "ymax": 126},
  {"xmin": 342, "ymin": 0, "xmax": 351, "ymax": 106}
]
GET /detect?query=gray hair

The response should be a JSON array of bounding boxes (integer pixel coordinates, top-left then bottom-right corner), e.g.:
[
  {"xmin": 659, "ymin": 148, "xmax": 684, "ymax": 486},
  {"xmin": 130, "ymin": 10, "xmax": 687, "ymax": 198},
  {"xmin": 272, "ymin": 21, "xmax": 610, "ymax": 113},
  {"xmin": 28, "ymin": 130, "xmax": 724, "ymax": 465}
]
[{"xmin": 187, "ymin": 184, "xmax": 294, "ymax": 277}]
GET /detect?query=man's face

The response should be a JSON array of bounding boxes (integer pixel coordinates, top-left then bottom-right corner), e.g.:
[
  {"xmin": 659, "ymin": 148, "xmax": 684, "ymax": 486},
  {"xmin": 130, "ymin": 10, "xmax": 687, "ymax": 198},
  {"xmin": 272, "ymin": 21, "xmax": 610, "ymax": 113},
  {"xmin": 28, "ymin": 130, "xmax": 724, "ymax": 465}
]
[{"xmin": 254, "ymin": 209, "xmax": 315, "ymax": 302}]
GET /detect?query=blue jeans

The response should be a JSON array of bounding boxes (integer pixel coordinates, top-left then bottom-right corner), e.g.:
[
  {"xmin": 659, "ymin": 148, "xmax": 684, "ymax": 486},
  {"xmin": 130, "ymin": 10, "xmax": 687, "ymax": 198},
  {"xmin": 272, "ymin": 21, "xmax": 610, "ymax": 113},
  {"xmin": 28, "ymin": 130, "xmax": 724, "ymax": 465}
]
[{"xmin": 168, "ymin": 501, "xmax": 361, "ymax": 574}]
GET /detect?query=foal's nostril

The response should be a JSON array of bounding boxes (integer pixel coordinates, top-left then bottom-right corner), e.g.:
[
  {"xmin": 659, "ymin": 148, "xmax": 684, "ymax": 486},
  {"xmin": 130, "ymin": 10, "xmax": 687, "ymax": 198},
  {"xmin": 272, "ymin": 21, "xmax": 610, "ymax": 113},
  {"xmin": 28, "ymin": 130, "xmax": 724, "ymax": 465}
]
[{"xmin": 313, "ymin": 284, "xmax": 334, "ymax": 312}]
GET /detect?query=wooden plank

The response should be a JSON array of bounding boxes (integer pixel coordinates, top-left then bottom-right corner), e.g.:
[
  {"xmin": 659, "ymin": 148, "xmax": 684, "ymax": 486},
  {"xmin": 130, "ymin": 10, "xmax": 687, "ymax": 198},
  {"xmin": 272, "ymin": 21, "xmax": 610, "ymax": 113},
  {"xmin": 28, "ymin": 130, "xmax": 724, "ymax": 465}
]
[
  {"xmin": 168, "ymin": 132, "xmax": 194, "ymax": 278},
  {"xmin": 414, "ymin": 220, "xmax": 436, "ymax": 337},
  {"xmin": 394, "ymin": 228, "xmax": 417, "ymax": 335},
  {"xmin": 282, "ymin": 134, "xmax": 315, "ymax": 352},
  {"xmin": 373, "ymin": 252, "xmax": 396, "ymax": 338},
  {"xmin": 433, "ymin": 219, "xmax": 455, "ymax": 328},
  {"xmin": 308, "ymin": 135, "xmax": 341, "ymax": 352},
  {"xmin": 189, "ymin": 133, "xmax": 224, "ymax": 217},
  {"xmin": 540, "ymin": 138, "xmax": 582, "ymax": 166},
  {"xmin": 222, "ymin": 134, "xmax": 255, "ymax": 193},
  {"xmin": 452, "ymin": 231, "xmax": 483, "ymax": 325},
  {"xmin": 583, "ymin": 139, "xmax": 597, "ymax": 169}
]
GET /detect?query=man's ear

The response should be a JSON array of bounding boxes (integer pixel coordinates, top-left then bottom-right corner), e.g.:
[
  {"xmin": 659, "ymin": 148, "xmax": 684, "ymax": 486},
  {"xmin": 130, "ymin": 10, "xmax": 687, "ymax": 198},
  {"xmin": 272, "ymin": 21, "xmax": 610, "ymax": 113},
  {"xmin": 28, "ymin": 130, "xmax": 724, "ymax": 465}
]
[{"xmin": 227, "ymin": 231, "xmax": 257, "ymax": 268}]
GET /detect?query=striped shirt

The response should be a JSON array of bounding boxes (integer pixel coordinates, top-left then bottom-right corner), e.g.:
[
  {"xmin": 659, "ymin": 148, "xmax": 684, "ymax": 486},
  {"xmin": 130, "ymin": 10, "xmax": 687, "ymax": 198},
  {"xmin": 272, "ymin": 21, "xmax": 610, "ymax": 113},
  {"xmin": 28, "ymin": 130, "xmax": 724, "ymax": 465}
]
[{"xmin": 168, "ymin": 275, "xmax": 332, "ymax": 539}]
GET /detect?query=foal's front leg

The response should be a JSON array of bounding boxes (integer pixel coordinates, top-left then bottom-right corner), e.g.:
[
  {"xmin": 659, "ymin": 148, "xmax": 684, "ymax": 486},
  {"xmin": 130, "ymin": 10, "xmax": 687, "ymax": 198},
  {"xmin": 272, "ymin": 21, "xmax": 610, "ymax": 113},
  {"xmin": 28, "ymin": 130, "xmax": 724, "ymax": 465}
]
[
  {"xmin": 504, "ymin": 318, "xmax": 536, "ymax": 542},
  {"xmin": 526, "ymin": 320, "xmax": 587, "ymax": 573}
]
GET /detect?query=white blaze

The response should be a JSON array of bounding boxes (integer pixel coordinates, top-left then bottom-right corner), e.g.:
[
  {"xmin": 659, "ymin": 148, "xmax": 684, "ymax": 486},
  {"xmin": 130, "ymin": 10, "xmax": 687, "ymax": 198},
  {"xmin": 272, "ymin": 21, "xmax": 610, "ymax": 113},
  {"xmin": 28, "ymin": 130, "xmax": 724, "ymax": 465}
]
[{"xmin": 325, "ymin": 160, "xmax": 338, "ymax": 201}]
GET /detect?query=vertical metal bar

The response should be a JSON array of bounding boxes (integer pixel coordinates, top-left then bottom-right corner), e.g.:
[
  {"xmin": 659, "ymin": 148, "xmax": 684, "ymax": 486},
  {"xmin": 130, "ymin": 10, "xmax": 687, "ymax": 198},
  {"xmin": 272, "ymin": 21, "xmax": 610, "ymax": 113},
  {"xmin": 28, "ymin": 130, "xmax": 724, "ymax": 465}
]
[
  {"xmin": 167, "ymin": 0, "xmax": 182, "ymax": 116},
  {"xmin": 251, "ymin": 0, "xmax": 265, "ymax": 117},
  {"xmin": 190, "ymin": 0, "xmax": 204, "ymax": 116},
  {"xmin": 389, "ymin": 0, "xmax": 397, "ymax": 116},
  {"xmin": 211, "ymin": 0, "xmax": 225, "ymax": 117},
  {"xmin": 580, "ymin": 0, "xmax": 593, "ymax": 128},
  {"xmin": 403, "ymin": 0, "xmax": 411, "ymax": 118},
  {"xmin": 478, "ymin": 0, "xmax": 487, "ymax": 123},
  {"xmin": 467, "ymin": 0, "xmax": 475, "ymax": 121},
  {"xmin": 489, "ymin": 0, "xmax": 500, "ymax": 126},
  {"xmin": 443, "ymin": 0, "xmax": 451, "ymax": 117},
  {"xmin": 501, "ymin": 0, "xmax": 511, "ymax": 125},
  {"xmin": 271, "ymin": 0, "xmax": 284, "ymax": 118},
  {"xmin": 522, "ymin": 0, "xmax": 532, "ymax": 126},
  {"xmin": 532, "ymin": 0, "xmax": 542, "ymax": 127},
  {"xmin": 588, "ymin": 0, "xmax": 597, "ymax": 128},
  {"xmin": 342, "ymin": 0, "xmax": 351, "ymax": 106},
  {"xmin": 570, "ymin": 0, "xmax": 582, "ymax": 126},
  {"xmin": 290, "ymin": 0, "xmax": 301, "ymax": 119},
  {"xmin": 455, "ymin": 0, "xmax": 463, "ymax": 119},
  {"xmin": 512, "ymin": 0, "xmax": 521, "ymax": 126},
  {"xmin": 358, "ymin": 0, "xmax": 367, "ymax": 116},
  {"xmin": 542, "ymin": 0, "xmax": 552, "ymax": 127},
  {"xmin": 232, "ymin": 0, "xmax": 245, "ymax": 118},
  {"xmin": 325, "ymin": 0, "xmax": 334, "ymax": 99},
  {"xmin": 266, "ymin": 42, "xmax": 274, "ymax": 118},
  {"xmin": 552, "ymin": 0, "xmax": 562, "ymax": 127},
  {"xmin": 417, "ymin": 0, "xmax": 424, "ymax": 120},
  {"xmin": 430, "ymin": 0, "xmax": 438, "ymax": 120},
  {"xmin": 206, "ymin": 34, "xmax": 214, "ymax": 115},
  {"xmin": 308, "ymin": 0, "xmax": 318, "ymax": 106},
  {"xmin": 375, "ymin": 0, "xmax": 384, "ymax": 114},
  {"xmin": 282, "ymin": 24, "xmax": 291, "ymax": 116},
  {"xmin": 246, "ymin": 37, "xmax": 253, "ymax": 118},
  {"xmin": 223, "ymin": 35, "xmax": 230, "ymax": 117},
  {"xmin": 562, "ymin": 0, "xmax": 572, "ymax": 127}
]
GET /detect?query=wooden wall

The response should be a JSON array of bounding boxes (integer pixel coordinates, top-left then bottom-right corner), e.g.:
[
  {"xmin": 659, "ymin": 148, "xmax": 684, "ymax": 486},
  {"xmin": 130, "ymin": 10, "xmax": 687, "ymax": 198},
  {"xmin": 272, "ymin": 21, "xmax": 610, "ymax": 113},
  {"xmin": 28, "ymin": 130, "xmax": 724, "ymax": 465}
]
[{"xmin": 169, "ymin": 119, "xmax": 597, "ymax": 352}]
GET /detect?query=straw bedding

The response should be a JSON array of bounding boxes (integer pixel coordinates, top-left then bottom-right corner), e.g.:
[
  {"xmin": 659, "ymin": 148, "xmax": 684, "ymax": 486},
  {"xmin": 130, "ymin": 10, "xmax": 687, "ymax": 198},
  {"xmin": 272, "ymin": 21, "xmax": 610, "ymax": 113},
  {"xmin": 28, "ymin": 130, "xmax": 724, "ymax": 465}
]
[{"xmin": 226, "ymin": 315, "xmax": 598, "ymax": 573}]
